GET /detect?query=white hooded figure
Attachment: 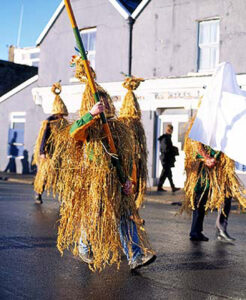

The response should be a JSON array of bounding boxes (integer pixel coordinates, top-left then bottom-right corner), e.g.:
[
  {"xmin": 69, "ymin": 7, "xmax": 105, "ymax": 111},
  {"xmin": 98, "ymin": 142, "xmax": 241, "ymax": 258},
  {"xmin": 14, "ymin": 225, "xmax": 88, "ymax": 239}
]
[{"xmin": 189, "ymin": 62, "xmax": 246, "ymax": 165}]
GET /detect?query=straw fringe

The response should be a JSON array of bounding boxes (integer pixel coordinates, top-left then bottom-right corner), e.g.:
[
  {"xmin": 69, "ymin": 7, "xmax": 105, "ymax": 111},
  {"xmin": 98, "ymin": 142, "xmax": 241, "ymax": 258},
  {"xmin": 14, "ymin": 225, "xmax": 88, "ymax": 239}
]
[
  {"xmin": 33, "ymin": 118, "xmax": 69, "ymax": 195},
  {"xmin": 119, "ymin": 77, "xmax": 147, "ymax": 209},
  {"xmin": 182, "ymin": 115, "xmax": 246, "ymax": 213},
  {"xmin": 51, "ymin": 119, "xmax": 152, "ymax": 271}
]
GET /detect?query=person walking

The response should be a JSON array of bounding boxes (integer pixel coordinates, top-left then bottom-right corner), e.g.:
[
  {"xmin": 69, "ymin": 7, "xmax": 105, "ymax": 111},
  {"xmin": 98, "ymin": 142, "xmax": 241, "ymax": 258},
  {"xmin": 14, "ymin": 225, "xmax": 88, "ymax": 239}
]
[
  {"xmin": 53, "ymin": 56, "xmax": 156, "ymax": 272},
  {"xmin": 157, "ymin": 124, "xmax": 180, "ymax": 192},
  {"xmin": 33, "ymin": 82, "xmax": 68, "ymax": 204}
]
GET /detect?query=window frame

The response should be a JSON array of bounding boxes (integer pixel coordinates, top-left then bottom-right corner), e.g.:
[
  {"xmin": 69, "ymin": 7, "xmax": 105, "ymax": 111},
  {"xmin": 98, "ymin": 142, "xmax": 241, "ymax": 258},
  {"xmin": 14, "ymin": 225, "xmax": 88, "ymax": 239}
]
[
  {"xmin": 197, "ymin": 18, "xmax": 220, "ymax": 73},
  {"xmin": 8, "ymin": 112, "xmax": 26, "ymax": 158},
  {"xmin": 79, "ymin": 27, "xmax": 97, "ymax": 70}
]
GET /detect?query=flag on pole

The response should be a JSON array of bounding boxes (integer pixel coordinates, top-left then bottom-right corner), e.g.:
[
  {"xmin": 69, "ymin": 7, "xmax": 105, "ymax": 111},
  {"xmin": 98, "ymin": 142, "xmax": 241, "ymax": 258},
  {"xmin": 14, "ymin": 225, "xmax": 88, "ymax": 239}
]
[{"xmin": 189, "ymin": 62, "xmax": 246, "ymax": 165}]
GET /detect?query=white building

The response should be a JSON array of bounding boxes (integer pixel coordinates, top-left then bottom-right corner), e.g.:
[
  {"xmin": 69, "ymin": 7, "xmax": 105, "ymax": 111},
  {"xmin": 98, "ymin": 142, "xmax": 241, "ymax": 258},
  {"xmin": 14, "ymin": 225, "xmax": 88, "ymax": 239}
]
[{"xmin": 10, "ymin": 46, "xmax": 40, "ymax": 67}]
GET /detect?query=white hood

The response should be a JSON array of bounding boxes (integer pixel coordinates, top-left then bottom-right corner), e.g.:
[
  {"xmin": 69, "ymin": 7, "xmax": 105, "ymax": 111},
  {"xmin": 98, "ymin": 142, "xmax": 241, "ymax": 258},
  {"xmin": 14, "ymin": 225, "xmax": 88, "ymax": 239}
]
[{"xmin": 189, "ymin": 62, "xmax": 246, "ymax": 165}]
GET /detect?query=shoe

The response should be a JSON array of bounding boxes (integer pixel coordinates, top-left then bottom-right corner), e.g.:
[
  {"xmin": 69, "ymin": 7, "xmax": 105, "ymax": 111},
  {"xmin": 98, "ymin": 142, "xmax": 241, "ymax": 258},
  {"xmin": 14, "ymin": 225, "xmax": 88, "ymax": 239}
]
[
  {"xmin": 172, "ymin": 187, "xmax": 180, "ymax": 193},
  {"xmin": 35, "ymin": 194, "xmax": 43, "ymax": 204},
  {"xmin": 129, "ymin": 254, "xmax": 157, "ymax": 270},
  {"xmin": 216, "ymin": 228, "xmax": 235, "ymax": 242},
  {"xmin": 78, "ymin": 252, "xmax": 93, "ymax": 264},
  {"xmin": 141, "ymin": 253, "xmax": 157, "ymax": 267},
  {"xmin": 157, "ymin": 187, "xmax": 167, "ymax": 192},
  {"xmin": 190, "ymin": 233, "xmax": 209, "ymax": 242},
  {"xmin": 129, "ymin": 256, "xmax": 143, "ymax": 270}
]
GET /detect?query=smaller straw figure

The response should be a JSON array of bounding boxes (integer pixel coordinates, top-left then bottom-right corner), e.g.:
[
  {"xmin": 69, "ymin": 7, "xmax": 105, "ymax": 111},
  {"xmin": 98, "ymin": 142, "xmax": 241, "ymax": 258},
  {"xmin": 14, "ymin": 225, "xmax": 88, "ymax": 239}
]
[
  {"xmin": 33, "ymin": 82, "xmax": 69, "ymax": 203},
  {"xmin": 182, "ymin": 99, "xmax": 246, "ymax": 242},
  {"xmin": 119, "ymin": 76, "xmax": 147, "ymax": 211}
]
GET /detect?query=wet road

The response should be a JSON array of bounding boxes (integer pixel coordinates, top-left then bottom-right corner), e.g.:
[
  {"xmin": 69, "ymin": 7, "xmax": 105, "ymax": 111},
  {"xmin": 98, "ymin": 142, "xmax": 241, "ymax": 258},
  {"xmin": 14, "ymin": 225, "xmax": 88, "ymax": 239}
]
[{"xmin": 0, "ymin": 181, "xmax": 246, "ymax": 300}]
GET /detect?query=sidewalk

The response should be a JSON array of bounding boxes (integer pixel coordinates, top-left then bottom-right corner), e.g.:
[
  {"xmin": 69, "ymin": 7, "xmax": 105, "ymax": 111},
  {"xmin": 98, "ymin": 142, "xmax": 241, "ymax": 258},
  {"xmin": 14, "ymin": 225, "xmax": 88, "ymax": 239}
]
[
  {"xmin": 0, "ymin": 172, "xmax": 34, "ymax": 185},
  {"xmin": 0, "ymin": 172, "xmax": 242, "ymax": 212},
  {"xmin": 0, "ymin": 171, "xmax": 184, "ymax": 204},
  {"xmin": 145, "ymin": 188, "xmax": 184, "ymax": 205}
]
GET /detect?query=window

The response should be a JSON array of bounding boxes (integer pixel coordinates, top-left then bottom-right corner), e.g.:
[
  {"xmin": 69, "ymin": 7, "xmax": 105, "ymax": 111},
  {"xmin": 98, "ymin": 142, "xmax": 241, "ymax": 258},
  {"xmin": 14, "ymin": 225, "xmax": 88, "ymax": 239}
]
[
  {"xmin": 80, "ymin": 28, "xmax": 96, "ymax": 69},
  {"xmin": 32, "ymin": 61, "xmax": 39, "ymax": 67},
  {"xmin": 235, "ymin": 162, "xmax": 246, "ymax": 172},
  {"xmin": 30, "ymin": 52, "xmax": 40, "ymax": 59},
  {"xmin": 8, "ymin": 112, "xmax": 26, "ymax": 158},
  {"xmin": 198, "ymin": 19, "xmax": 220, "ymax": 72}
]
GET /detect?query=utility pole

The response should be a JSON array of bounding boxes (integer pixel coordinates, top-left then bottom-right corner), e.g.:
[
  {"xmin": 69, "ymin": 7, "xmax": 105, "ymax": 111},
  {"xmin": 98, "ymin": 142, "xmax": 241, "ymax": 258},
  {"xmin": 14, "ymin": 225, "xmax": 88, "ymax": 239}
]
[{"xmin": 127, "ymin": 16, "xmax": 135, "ymax": 76}]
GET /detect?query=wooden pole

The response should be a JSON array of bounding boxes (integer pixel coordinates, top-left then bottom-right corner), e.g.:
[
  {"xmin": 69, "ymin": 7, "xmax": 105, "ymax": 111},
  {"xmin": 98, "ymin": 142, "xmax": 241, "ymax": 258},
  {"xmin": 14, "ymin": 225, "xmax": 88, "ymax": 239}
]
[{"xmin": 64, "ymin": 0, "xmax": 127, "ymax": 183}]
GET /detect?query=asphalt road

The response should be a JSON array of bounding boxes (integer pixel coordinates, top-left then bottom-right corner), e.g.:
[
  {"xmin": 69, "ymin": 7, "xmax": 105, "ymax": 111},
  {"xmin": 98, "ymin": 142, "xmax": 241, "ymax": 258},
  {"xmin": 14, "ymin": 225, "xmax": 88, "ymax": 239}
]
[{"xmin": 1, "ymin": 181, "xmax": 246, "ymax": 300}]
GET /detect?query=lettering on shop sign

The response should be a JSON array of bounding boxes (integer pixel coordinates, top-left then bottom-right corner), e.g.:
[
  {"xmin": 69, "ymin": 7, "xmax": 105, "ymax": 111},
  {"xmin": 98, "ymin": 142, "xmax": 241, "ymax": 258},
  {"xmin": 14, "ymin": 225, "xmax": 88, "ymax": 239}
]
[
  {"xmin": 155, "ymin": 90, "xmax": 202, "ymax": 100},
  {"xmin": 136, "ymin": 95, "xmax": 145, "ymax": 101},
  {"xmin": 112, "ymin": 95, "xmax": 146, "ymax": 102}
]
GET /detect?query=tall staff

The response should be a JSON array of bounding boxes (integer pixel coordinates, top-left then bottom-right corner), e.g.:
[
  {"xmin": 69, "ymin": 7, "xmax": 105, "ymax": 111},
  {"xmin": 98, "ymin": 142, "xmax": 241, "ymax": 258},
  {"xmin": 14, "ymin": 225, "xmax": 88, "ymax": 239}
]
[{"xmin": 64, "ymin": 0, "xmax": 126, "ymax": 183}]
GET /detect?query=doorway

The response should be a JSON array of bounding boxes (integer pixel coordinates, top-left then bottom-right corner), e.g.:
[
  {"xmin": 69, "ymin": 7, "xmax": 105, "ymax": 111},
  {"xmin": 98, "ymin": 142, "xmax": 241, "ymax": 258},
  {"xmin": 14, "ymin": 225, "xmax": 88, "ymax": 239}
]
[{"xmin": 156, "ymin": 110, "xmax": 189, "ymax": 188}]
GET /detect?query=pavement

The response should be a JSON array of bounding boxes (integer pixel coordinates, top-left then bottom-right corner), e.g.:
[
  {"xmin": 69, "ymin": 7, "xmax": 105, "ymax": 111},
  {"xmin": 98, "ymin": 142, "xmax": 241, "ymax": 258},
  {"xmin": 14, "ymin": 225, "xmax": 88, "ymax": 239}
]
[
  {"xmin": 1, "ymin": 179, "xmax": 246, "ymax": 299},
  {"xmin": 0, "ymin": 171, "xmax": 185, "ymax": 205},
  {"xmin": 0, "ymin": 172, "xmax": 240, "ymax": 209},
  {"xmin": 0, "ymin": 172, "xmax": 34, "ymax": 185}
]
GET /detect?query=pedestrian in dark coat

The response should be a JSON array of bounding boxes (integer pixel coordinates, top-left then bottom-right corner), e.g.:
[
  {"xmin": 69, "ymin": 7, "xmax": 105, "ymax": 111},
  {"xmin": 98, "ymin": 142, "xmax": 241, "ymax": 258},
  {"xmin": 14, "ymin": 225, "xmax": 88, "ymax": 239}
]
[{"xmin": 157, "ymin": 124, "xmax": 180, "ymax": 192}]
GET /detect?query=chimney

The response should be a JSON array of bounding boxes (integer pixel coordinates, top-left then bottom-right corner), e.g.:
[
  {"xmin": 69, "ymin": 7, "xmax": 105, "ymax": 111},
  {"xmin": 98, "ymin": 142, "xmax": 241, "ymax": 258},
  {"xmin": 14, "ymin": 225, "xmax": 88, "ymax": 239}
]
[{"xmin": 8, "ymin": 45, "xmax": 15, "ymax": 62}]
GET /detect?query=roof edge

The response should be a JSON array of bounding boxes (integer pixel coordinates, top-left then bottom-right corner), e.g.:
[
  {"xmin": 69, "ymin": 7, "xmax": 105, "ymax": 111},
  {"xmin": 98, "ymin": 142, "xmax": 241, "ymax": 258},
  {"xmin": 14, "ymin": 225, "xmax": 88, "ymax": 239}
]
[
  {"xmin": 36, "ymin": 1, "xmax": 64, "ymax": 46},
  {"xmin": 0, "ymin": 75, "xmax": 38, "ymax": 104},
  {"xmin": 108, "ymin": 0, "xmax": 130, "ymax": 19}
]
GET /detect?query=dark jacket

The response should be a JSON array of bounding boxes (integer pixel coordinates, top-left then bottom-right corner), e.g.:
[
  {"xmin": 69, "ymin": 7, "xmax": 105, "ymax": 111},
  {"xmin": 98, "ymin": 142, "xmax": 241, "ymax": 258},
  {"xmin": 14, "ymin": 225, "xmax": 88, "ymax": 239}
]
[{"xmin": 158, "ymin": 134, "xmax": 178, "ymax": 167}]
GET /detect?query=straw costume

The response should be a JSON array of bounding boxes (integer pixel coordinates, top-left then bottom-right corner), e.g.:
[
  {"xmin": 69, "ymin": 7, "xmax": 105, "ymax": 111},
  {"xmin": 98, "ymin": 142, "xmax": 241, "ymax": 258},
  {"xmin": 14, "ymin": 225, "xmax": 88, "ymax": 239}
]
[
  {"xmin": 182, "ymin": 101, "xmax": 246, "ymax": 241},
  {"xmin": 52, "ymin": 56, "xmax": 154, "ymax": 272},
  {"xmin": 118, "ymin": 76, "xmax": 147, "ymax": 209},
  {"xmin": 33, "ymin": 82, "xmax": 69, "ymax": 202}
]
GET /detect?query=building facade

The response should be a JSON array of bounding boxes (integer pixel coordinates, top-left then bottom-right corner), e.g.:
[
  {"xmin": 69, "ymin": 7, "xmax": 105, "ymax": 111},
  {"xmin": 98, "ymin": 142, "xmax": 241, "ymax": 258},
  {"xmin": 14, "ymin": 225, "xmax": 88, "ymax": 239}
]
[
  {"xmin": 0, "ymin": 76, "xmax": 46, "ymax": 173},
  {"xmin": 9, "ymin": 46, "xmax": 40, "ymax": 67},
  {"xmin": 1, "ymin": 0, "xmax": 246, "ymax": 184}
]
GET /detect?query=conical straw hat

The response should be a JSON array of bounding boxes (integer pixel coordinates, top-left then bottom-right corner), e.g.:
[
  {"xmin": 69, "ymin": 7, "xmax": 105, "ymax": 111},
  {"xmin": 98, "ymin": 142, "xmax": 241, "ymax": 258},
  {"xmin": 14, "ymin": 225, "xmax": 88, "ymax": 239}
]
[
  {"xmin": 119, "ymin": 76, "xmax": 144, "ymax": 119},
  {"xmin": 51, "ymin": 82, "xmax": 68, "ymax": 116},
  {"xmin": 71, "ymin": 55, "xmax": 115, "ymax": 118}
]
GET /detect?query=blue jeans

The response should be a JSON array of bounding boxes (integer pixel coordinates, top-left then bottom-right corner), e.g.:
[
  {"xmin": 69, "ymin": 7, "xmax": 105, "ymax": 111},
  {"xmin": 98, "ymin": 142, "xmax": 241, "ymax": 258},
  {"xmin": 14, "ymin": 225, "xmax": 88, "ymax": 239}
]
[
  {"xmin": 119, "ymin": 216, "xmax": 142, "ymax": 262},
  {"xmin": 79, "ymin": 218, "xmax": 142, "ymax": 262},
  {"xmin": 78, "ymin": 230, "xmax": 90, "ymax": 255}
]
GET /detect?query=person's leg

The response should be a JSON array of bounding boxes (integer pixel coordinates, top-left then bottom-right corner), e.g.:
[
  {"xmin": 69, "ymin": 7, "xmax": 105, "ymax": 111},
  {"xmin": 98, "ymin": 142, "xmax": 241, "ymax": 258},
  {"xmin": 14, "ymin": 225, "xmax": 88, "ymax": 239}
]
[
  {"xmin": 216, "ymin": 197, "xmax": 235, "ymax": 241},
  {"xmin": 4, "ymin": 159, "xmax": 11, "ymax": 172},
  {"xmin": 167, "ymin": 168, "xmax": 180, "ymax": 192},
  {"xmin": 78, "ymin": 229, "xmax": 93, "ymax": 263},
  {"xmin": 157, "ymin": 164, "xmax": 168, "ymax": 190},
  {"xmin": 220, "ymin": 197, "xmax": 231, "ymax": 229},
  {"xmin": 10, "ymin": 157, "xmax": 16, "ymax": 173},
  {"xmin": 119, "ymin": 216, "xmax": 156, "ymax": 270},
  {"xmin": 35, "ymin": 184, "xmax": 45, "ymax": 204},
  {"xmin": 119, "ymin": 216, "xmax": 141, "ymax": 261},
  {"xmin": 190, "ymin": 190, "xmax": 209, "ymax": 241},
  {"xmin": 167, "ymin": 167, "xmax": 174, "ymax": 189}
]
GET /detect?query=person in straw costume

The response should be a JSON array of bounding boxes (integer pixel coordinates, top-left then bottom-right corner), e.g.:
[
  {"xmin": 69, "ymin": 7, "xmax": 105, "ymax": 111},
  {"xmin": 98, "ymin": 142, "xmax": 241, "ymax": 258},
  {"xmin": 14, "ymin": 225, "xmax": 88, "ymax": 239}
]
[
  {"xmin": 118, "ymin": 76, "xmax": 147, "ymax": 219},
  {"xmin": 52, "ymin": 56, "xmax": 156, "ymax": 272},
  {"xmin": 182, "ymin": 98, "xmax": 246, "ymax": 242},
  {"xmin": 33, "ymin": 82, "xmax": 69, "ymax": 204}
]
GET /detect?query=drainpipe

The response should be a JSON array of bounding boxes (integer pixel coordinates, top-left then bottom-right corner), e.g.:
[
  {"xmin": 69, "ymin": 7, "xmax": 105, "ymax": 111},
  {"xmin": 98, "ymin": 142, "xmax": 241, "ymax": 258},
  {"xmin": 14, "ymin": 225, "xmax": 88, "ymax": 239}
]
[{"xmin": 127, "ymin": 16, "xmax": 135, "ymax": 76}]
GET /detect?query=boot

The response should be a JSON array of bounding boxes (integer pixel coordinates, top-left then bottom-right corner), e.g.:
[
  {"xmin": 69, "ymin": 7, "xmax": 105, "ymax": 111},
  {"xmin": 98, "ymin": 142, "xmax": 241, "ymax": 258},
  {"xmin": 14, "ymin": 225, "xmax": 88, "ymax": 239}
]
[{"xmin": 216, "ymin": 228, "xmax": 235, "ymax": 242}]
